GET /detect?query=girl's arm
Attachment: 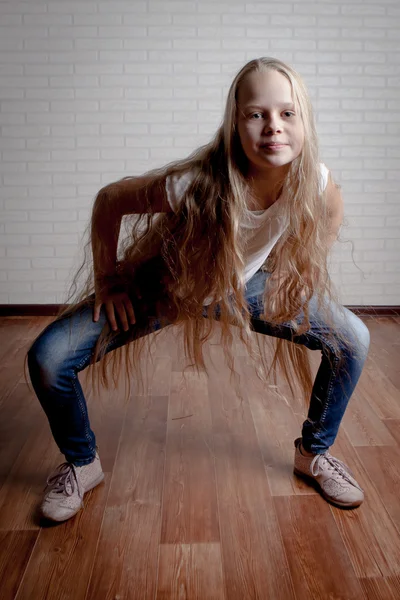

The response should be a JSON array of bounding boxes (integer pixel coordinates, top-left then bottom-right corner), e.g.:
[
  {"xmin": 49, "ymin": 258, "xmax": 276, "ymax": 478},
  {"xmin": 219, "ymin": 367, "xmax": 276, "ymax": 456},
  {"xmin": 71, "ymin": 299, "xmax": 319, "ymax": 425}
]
[
  {"xmin": 91, "ymin": 175, "xmax": 172, "ymax": 329},
  {"xmin": 98, "ymin": 174, "xmax": 172, "ymax": 217},
  {"xmin": 91, "ymin": 175, "xmax": 172, "ymax": 281}
]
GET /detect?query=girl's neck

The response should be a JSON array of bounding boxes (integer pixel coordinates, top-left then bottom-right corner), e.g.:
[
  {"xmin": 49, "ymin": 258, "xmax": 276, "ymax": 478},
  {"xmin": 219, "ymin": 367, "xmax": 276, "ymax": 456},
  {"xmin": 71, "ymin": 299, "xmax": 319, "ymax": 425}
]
[{"xmin": 247, "ymin": 167, "xmax": 288, "ymax": 211}]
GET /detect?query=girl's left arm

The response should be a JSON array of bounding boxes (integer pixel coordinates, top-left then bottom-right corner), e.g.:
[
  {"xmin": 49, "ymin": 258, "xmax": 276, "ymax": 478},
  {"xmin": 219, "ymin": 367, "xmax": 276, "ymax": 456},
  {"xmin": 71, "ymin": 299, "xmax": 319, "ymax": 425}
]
[{"xmin": 325, "ymin": 171, "xmax": 344, "ymax": 251}]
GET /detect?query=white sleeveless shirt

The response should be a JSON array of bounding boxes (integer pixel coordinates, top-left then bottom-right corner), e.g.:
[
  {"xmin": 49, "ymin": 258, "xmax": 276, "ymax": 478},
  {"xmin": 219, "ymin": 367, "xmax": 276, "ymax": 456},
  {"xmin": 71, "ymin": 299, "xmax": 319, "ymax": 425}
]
[{"xmin": 165, "ymin": 163, "xmax": 329, "ymax": 295}]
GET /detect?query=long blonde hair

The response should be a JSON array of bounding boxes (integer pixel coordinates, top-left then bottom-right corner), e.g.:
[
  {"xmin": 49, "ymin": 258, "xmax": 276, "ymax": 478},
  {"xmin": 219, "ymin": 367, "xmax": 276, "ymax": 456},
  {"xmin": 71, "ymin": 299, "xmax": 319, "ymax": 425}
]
[{"xmin": 27, "ymin": 57, "xmax": 354, "ymax": 406}]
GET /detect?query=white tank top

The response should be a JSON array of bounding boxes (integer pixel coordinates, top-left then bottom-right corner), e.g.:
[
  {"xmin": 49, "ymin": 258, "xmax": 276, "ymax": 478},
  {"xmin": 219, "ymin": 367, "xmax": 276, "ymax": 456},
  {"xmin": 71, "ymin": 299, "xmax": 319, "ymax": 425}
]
[{"xmin": 165, "ymin": 163, "xmax": 329, "ymax": 297}]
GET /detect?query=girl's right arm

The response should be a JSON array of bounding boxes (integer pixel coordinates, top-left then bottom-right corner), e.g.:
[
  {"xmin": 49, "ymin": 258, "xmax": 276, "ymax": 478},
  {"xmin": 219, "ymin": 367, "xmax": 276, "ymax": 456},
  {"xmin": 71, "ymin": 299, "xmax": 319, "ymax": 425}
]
[{"xmin": 91, "ymin": 175, "xmax": 172, "ymax": 331}]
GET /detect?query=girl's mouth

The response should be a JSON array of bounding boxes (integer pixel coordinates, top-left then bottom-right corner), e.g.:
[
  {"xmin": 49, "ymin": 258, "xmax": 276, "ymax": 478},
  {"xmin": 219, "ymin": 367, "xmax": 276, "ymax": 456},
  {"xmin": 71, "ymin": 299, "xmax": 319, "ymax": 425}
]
[{"xmin": 261, "ymin": 144, "xmax": 287, "ymax": 151}]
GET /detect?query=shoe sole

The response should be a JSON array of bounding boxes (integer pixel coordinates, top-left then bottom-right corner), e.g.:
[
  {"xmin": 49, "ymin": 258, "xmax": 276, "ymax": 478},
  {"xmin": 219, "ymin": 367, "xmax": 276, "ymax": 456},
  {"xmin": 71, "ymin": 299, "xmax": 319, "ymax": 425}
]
[
  {"xmin": 293, "ymin": 468, "xmax": 363, "ymax": 509},
  {"xmin": 41, "ymin": 472, "xmax": 105, "ymax": 522}
]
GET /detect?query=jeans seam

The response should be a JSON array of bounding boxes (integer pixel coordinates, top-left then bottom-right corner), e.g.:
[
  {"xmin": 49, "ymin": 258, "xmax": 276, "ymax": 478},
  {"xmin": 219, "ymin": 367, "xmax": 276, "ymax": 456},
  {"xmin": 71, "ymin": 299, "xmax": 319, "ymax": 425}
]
[
  {"xmin": 70, "ymin": 336, "xmax": 124, "ymax": 455},
  {"xmin": 251, "ymin": 316, "xmax": 340, "ymax": 438},
  {"xmin": 76, "ymin": 352, "xmax": 92, "ymax": 371},
  {"xmin": 71, "ymin": 374, "xmax": 93, "ymax": 449},
  {"xmin": 73, "ymin": 336, "xmax": 116, "ymax": 373},
  {"xmin": 303, "ymin": 330, "xmax": 340, "ymax": 427},
  {"xmin": 72, "ymin": 347, "xmax": 99, "ymax": 453}
]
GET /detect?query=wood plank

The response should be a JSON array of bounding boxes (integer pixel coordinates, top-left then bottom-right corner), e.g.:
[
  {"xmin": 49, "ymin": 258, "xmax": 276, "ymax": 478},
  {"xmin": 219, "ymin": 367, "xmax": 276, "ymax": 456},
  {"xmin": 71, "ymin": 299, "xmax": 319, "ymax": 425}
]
[
  {"xmin": 0, "ymin": 530, "xmax": 38, "ymax": 600},
  {"xmin": 0, "ymin": 318, "xmax": 31, "ymax": 364},
  {"xmin": 213, "ymin": 433, "xmax": 295, "ymax": 599},
  {"xmin": 356, "ymin": 445, "xmax": 400, "ymax": 533},
  {"xmin": 365, "ymin": 317, "xmax": 400, "ymax": 389},
  {"xmin": 366, "ymin": 316, "xmax": 400, "ymax": 346},
  {"xmin": 0, "ymin": 315, "xmax": 399, "ymax": 600},
  {"xmin": 16, "ymin": 316, "xmax": 54, "ymax": 343},
  {"xmin": 207, "ymin": 348, "xmax": 256, "ymax": 437},
  {"xmin": 0, "ymin": 340, "xmax": 33, "ymax": 405},
  {"xmin": 170, "ymin": 321, "xmax": 231, "ymax": 373},
  {"xmin": 274, "ymin": 496, "xmax": 365, "ymax": 600},
  {"xmin": 0, "ymin": 382, "xmax": 47, "ymax": 498},
  {"xmin": 360, "ymin": 575, "xmax": 400, "ymax": 600},
  {"xmin": 14, "ymin": 476, "xmax": 110, "ymax": 600},
  {"xmin": 0, "ymin": 316, "xmax": 51, "ymax": 359},
  {"xmin": 213, "ymin": 320, "xmax": 254, "ymax": 360},
  {"xmin": 356, "ymin": 360, "xmax": 400, "ymax": 420},
  {"xmin": 0, "ymin": 412, "xmax": 62, "ymax": 531},
  {"xmin": 156, "ymin": 543, "xmax": 225, "ymax": 600},
  {"xmin": 241, "ymin": 356, "xmax": 317, "ymax": 496},
  {"xmin": 384, "ymin": 420, "xmax": 400, "ymax": 446},
  {"xmin": 326, "ymin": 429, "xmax": 400, "ymax": 577},
  {"xmin": 82, "ymin": 364, "xmax": 129, "ymax": 474},
  {"xmin": 85, "ymin": 395, "xmax": 169, "ymax": 600},
  {"xmin": 341, "ymin": 389, "xmax": 397, "ymax": 446},
  {"xmin": 0, "ymin": 321, "xmax": 39, "ymax": 404},
  {"xmin": 153, "ymin": 325, "xmax": 183, "ymax": 369},
  {"xmin": 160, "ymin": 371, "xmax": 219, "ymax": 544},
  {"xmin": 148, "ymin": 355, "xmax": 173, "ymax": 396},
  {"xmin": 0, "ymin": 316, "xmax": 56, "ymax": 405}
]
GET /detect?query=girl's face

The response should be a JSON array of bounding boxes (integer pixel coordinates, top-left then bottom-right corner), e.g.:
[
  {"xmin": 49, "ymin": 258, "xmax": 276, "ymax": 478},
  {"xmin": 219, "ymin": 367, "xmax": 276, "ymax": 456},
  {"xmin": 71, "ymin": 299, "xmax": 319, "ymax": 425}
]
[{"xmin": 236, "ymin": 69, "xmax": 304, "ymax": 177}]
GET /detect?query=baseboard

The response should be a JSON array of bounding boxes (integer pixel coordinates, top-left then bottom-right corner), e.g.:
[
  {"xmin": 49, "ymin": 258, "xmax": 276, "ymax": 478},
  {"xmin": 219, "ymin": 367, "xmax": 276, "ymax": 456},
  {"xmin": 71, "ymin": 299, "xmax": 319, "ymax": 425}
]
[
  {"xmin": 0, "ymin": 304, "xmax": 399, "ymax": 318},
  {"xmin": 0, "ymin": 305, "xmax": 66, "ymax": 316},
  {"xmin": 347, "ymin": 306, "xmax": 400, "ymax": 317}
]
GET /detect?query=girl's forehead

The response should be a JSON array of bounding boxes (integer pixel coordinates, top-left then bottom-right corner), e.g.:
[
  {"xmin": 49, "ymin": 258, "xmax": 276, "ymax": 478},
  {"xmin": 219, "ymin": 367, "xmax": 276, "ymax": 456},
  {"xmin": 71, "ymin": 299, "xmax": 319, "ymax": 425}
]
[{"xmin": 237, "ymin": 69, "xmax": 294, "ymax": 107}]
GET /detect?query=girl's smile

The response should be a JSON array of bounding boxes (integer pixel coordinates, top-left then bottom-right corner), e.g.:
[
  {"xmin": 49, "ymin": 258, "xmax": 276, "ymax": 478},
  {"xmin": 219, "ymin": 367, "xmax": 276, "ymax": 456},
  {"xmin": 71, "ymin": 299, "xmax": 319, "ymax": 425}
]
[{"xmin": 260, "ymin": 143, "xmax": 288, "ymax": 150}]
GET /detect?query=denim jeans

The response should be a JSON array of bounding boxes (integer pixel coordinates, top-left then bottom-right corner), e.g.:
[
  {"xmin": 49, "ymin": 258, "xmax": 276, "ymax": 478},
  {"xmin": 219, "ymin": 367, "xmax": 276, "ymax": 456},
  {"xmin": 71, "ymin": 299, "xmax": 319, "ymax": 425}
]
[{"xmin": 27, "ymin": 269, "xmax": 370, "ymax": 466}]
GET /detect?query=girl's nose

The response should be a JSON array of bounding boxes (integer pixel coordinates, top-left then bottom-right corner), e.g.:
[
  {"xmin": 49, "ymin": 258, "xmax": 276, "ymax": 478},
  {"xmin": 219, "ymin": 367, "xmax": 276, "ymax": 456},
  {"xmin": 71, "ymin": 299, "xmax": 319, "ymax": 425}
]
[
  {"xmin": 264, "ymin": 121, "xmax": 282, "ymax": 134},
  {"xmin": 263, "ymin": 119, "xmax": 282, "ymax": 134}
]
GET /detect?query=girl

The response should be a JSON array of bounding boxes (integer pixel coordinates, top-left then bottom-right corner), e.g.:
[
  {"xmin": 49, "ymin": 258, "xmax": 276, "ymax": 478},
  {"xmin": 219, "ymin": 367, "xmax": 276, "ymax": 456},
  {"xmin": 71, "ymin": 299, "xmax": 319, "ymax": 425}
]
[{"xmin": 27, "ymin": 57, "xmax": 369, "ymax": 522}]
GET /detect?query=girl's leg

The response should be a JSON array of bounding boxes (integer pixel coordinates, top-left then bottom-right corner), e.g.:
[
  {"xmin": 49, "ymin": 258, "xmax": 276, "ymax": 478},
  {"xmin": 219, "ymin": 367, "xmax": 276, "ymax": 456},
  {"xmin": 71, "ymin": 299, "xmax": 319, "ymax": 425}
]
[
  {"xmin": 27, "ymin": 298, "xmax": 167, "ymax": 466},
  {"xmin": 244, "ymin": 270, "xmax": 370, "ymax": 454}
]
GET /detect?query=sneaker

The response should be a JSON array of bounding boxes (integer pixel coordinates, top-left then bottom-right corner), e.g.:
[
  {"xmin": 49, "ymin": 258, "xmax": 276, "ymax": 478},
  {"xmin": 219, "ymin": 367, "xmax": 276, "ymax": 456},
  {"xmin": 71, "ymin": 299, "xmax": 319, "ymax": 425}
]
[
  {"xmin": 40, "ymin": 450, "xmax": 105, "ymax": 522},
  {"xmin": 293, "ymin": 438, "xmax": 364, "ymax": 508}
]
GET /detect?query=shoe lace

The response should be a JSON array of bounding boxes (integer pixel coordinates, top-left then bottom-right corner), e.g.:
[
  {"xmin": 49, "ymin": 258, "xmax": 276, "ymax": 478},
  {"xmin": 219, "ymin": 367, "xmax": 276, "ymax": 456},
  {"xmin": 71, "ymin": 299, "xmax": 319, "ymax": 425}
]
[
  {"xmin": 44, "ymin": 462, "xmax": 78, "ymax": 496},
  {"xmin": 310, "ymin": 453, "xmax": 363, "ymax": 492}
]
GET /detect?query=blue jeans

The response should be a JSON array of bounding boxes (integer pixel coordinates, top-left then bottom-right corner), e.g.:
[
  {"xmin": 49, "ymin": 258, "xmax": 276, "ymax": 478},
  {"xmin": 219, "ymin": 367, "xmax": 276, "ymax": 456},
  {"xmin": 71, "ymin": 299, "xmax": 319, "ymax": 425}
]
[{"xmin": 27, "ymin": 269, "xmax": 370, "ymax": 466}]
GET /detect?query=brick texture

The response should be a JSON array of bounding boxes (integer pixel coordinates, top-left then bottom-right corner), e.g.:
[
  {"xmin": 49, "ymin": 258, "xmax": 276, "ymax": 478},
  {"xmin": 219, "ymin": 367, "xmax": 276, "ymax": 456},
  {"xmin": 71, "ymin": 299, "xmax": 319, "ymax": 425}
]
[{"xmin": 0, "ymin": 0, "xmax": 399, "ymax": 305}]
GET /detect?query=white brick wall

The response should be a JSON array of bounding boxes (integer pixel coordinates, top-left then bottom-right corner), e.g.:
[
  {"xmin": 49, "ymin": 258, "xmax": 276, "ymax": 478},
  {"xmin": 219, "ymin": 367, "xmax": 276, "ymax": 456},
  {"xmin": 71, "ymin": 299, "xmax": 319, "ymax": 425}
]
[{"xmin": 0, "ymin": 0, "xmax": 399, "ymax": 306}]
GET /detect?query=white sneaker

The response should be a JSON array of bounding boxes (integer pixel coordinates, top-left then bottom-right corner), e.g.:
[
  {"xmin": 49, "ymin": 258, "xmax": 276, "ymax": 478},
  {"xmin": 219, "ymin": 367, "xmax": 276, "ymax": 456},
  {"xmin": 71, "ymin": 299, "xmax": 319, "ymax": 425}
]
[
  {"xmin": 40, "ymin": 450, "xmax": 105, "ymax": 522},
  {"xmin": 293, "ymin": 438, "xmax": 364, "ymax": 508}
]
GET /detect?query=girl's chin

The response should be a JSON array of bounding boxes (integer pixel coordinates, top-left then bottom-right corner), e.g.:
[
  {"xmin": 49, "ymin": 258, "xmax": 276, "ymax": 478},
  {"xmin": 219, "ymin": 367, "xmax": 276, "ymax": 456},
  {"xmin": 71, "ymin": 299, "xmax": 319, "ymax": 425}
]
[{"xmin": 255, "ymin": 157, "xmax": 293, "ymax": 169}]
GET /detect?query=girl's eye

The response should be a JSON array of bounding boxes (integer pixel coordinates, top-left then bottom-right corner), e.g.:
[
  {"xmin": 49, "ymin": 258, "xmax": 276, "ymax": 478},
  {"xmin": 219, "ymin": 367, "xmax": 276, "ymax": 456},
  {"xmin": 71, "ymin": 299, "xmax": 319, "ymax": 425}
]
[{"xmin": 249, "ymin": 111, "xmax": 295, "ymax": 119}]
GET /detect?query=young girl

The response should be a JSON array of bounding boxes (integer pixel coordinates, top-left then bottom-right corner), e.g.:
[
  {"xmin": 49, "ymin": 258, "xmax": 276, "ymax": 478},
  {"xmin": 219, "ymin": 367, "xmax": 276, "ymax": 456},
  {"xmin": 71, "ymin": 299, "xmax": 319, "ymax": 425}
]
[{"xmin": 27, "ymin": 57, "xmax": 369, "ymax": 522}]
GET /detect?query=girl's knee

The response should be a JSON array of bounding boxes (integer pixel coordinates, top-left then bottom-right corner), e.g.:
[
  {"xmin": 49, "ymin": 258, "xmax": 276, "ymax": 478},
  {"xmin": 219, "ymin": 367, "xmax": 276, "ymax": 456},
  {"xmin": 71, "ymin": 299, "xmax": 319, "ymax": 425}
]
[
  {"xmin": 356, "ymin": 317, "xmax": 370, "ymax": 353},
  {"xmin": 27, "ymin": 308, "xmax": 110, "ymax": 389},
  {"xmin": 342, "ymin": 309, "xmax": 370, "ymax": 360},
  {"xmin": 27, "ymin": 333, "xmax": 64, "ymax": 388},
  {"xmin": 27, "ymin": 317, "xmax": 83, "ymax": 388}
]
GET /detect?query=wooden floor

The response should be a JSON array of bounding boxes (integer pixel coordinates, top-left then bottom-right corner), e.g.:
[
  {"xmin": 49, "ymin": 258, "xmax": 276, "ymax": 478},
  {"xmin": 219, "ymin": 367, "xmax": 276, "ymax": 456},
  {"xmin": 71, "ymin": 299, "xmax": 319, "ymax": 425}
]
[{"xmin": 0, "ymin": 315, "xmax": 400, "ymax": 599}]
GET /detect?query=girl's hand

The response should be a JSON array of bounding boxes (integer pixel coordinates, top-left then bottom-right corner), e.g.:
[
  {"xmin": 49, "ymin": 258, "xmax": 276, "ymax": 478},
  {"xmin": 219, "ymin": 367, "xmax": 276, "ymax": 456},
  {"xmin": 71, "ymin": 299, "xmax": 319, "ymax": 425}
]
[{"xmin": 93, "ymin": 282, "xmax": 136, "ymax": 332}]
